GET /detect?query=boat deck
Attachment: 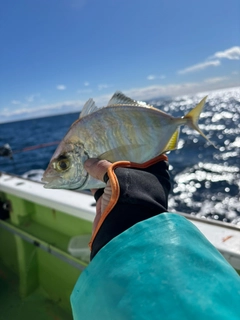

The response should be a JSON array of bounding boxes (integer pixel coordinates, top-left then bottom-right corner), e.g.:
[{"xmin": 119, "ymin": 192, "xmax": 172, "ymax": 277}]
[
  {"xmin": 0, "ymin": 172, "xmax": 239, "ymax": 318},
  {"xmin": 0, "ymin": 259, "xmax": 72, "ymax": 320}
]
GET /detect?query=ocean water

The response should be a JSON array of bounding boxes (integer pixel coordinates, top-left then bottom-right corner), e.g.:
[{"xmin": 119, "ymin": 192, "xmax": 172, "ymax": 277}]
[{"xmin": 0, "ymin": 87, "xmax": 239, "ymax": 224}]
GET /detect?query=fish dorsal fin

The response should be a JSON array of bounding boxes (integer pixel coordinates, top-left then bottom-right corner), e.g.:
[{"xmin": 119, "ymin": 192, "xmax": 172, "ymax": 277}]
[
  {"xmin": 79, "ymin": 98, "xmax": 99, "ymax": 118},
  {"xmin": 162, "ymin": 128, "xmax": 180, "ymax": 153},
  {"xmin": 107, "ymin": 91, "xmax": 139, "ymax": 106},
  {"xmin": 107, "ymin": 91, "xmax": 151, "ymax": 108}
]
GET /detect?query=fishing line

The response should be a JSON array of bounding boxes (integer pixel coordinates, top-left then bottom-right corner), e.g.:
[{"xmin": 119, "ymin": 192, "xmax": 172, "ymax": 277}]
[
  {"xmin": 0, "ymin": 141, "xmax": 60, "ymax": 160},
  {"xmin": 14, "ymin": 141, "xmax": 61, "ymax": 154}
]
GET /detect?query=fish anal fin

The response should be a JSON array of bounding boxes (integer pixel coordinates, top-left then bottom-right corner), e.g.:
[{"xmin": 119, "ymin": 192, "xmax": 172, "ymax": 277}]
[
  {"xmin": 162, "ymin": 129, "xmax": 180, "ymax": 153},
  {"xmin": 79, "ymin": 99, "xmax": 99, "ymax": 118}
]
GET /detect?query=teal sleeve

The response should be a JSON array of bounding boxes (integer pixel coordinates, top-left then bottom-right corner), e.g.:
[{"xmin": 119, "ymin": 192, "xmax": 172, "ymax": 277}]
[{"xmin": 71, "ymin": 213, "xmax": 240, "ymax": 320}]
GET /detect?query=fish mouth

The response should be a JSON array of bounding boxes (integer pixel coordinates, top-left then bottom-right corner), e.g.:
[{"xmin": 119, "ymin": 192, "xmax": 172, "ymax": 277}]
[
  {"xmin": 41, "ymin": 177, "xmax": 58, "ymax": 189},
  {"xmin": 42, "ymin": 182, "xmax": 56, "ymax": 189},
  {"xmin": 41, "ymin": 174, "xmax": 61, "ymax": 189},
  {"xmin": 41, "ymin": 172, "xmax": 88, "ymax": 190}
]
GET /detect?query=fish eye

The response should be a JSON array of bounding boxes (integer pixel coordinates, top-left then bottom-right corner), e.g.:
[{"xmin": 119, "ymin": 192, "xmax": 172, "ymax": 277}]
[{"xmin": 55, "ymin": 156, "xmax": 70, "ymax": 172}]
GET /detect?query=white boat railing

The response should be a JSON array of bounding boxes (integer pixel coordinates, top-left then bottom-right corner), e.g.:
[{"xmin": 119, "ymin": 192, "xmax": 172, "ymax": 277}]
[{"xmin": 0, "ymin": 172, "xmax": 240, "ymax": 272}]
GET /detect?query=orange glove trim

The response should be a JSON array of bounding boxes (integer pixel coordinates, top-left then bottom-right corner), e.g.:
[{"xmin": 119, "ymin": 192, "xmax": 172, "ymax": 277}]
[{"xmin": 89, "ymin": 154, "xmax": 168, "ymax": 249}]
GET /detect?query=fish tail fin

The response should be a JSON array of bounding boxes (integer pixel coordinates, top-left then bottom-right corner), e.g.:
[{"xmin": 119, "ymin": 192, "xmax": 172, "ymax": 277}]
[{"xmin": 184, "ymin": 96, "xmax": 216, "ymax": 148}]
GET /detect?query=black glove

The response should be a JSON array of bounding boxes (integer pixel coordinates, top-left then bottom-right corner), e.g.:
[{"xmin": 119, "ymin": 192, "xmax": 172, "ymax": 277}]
[{"xmin": 90, "ymin": 156, "xmax": 171, "ymax": 260}]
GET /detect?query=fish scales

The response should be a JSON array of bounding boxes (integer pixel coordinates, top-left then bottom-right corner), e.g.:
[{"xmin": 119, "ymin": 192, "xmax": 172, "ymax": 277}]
[
  {"xmin": 85, "ymin": 106, "xmax": 170, "ymax": 161},
  {"xmin": 76, "ymin": 107, "xmax": 150, "ymax": 159},
  {"xmin": 42, "ymin": 91, "xmax": 214, "ymax": 190}
]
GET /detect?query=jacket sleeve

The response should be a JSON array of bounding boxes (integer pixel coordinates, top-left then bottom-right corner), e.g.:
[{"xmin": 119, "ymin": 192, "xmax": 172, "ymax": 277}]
[{"xmin": 71, "ymin": 213, "xmax": 240, "ymax": 320}]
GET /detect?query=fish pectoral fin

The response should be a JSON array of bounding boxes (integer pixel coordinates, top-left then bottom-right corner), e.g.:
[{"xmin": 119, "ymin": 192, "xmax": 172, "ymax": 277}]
[
  {"xmin": 162, "ymin": 129, "xmax": 180, "ymax": 153},
  {"xmin": 107, "ymin": 91, "xmax": 153, "ymax": 108},
  {"xmin": 98, "ymin": 144, "xmax": 147, "ymax": 163},
  {"xmin": 79, "ymin": 98, "xmax": 99, "ymax": 118}
]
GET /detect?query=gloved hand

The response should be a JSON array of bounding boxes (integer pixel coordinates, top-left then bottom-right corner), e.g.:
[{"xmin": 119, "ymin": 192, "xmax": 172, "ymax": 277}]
[{"xmin": 84, "ymin": 155, "xmax": 171, "ymax": 260}]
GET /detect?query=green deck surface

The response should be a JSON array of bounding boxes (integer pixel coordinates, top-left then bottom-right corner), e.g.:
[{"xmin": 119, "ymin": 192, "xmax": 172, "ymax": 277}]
[
  {"xmin": 0, "ymin": 190, "xmax": 93, "ymax": 320},
  {"xmin": 0, "ymin": 260, "xmax": 73, "ymax": 320}
]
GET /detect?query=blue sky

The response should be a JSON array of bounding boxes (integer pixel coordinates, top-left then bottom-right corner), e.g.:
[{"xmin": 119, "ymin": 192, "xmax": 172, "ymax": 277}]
[{"xmin": 0, "ymin": 0, "xmax": 239, "ymax": 122}]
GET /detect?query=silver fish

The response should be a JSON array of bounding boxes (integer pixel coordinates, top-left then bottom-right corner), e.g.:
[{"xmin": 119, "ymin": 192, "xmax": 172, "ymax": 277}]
[{"xmin": 42, "ymin": 91, "xmax": 214, "ymax": 190}]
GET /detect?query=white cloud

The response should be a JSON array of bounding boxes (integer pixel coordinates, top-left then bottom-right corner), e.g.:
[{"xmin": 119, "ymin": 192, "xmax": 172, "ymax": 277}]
[
  {"xmin": 26, "ymin": 95, "xmax": 35, "ymax": 102},
  {"xmin": 178, "ymin": 46, "xmax": 240, "ymax": 76},
  {"xmin": 11, "ymin": 100, "xmax": 21, "ymax": 105},
  {"xmin": 147, "ymin": 74, "xmax": 165, "ymax": 80},
  {"xmin": 147, "ymin": 75, "xmax": 156, "ymax": 80},
  {"xmin": 98, "ymin": 84, "xmax": 112, "ymax": 90},
  {"xmin": 25, "ymin": 93, "xmax": 40, "ymax": 103},
  {"xmin": 56, "ymin": 85, "xmax": 66, "ymax": 90},
  {"xmin": 211, "ymin": 46, "xmax": 240, "ymax": 60},
  {"xmin": 11, "ymin": 100, "xmax": 28, "ymax": 108},
  {"xmin": 204, "ymin": 77, "xmax": 228, "ymax": 84},
  {"xmin": 123, "ymin": 79, "xmax": 237, "ymax": 102},
  {"xmin": 84, "ymin": 81, "xmax": 90, "ymax": 86},
  {"xmin": 0, "ymin": 99, "xmax": 86, "ymax": 120},
  {"xmin": 10, "ymin": 95, "xmax": 40, "ymax": 107},
  {"xmin": 1, "ymin": 79, "xmax": 239, "ymax": 123},
  {"xmin": 125, "ymin": 83, "xmax": 199, "ymax": 101},
  {"xmin": 178, "ymin": 60, "xmax": 221, "ymax": 74}
]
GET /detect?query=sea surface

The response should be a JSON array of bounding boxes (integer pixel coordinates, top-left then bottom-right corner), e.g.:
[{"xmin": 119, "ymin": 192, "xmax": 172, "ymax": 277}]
[{"xmin": 0, "ymin": 87, "xmax": 239, "ymax": 224}]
